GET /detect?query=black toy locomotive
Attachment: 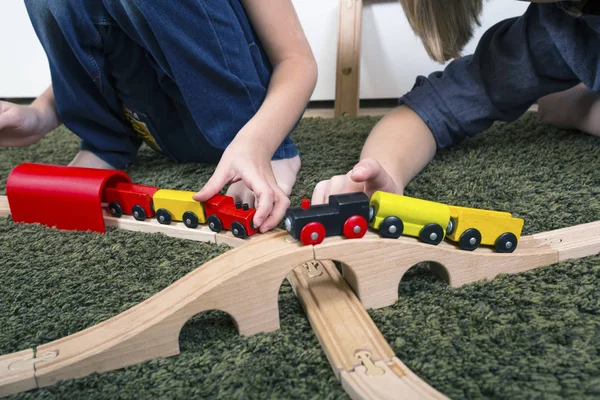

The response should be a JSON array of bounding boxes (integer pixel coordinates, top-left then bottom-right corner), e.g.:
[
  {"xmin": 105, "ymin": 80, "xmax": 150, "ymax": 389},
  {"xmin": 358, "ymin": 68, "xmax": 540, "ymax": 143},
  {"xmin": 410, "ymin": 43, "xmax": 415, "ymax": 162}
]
[{"xmin": 283, "ymin": 192, "xmax": 371, "ymax": 245}]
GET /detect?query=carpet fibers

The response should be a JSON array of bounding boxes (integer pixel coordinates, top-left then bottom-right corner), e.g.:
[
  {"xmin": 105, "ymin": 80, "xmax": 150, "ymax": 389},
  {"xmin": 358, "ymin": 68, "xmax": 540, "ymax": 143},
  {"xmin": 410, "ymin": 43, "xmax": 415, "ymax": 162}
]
[{"xmin": 2, "ymin": 113, "xmax": 600, "ymax": 399}]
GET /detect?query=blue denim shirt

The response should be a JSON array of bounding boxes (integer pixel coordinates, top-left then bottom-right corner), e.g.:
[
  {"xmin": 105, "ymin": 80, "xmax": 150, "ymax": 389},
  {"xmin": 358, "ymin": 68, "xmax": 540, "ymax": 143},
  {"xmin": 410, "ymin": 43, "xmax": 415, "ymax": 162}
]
[{"xmin": 399, "ymin": 1, "xmax": 600, "ymax": 150}]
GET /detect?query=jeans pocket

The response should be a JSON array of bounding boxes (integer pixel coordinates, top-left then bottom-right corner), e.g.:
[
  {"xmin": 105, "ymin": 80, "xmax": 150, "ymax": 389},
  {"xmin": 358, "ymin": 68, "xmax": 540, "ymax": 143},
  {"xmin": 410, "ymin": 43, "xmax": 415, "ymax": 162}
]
[{"xmin": 123, "ymin": 105, "xmax": 173, "ymax": 158}]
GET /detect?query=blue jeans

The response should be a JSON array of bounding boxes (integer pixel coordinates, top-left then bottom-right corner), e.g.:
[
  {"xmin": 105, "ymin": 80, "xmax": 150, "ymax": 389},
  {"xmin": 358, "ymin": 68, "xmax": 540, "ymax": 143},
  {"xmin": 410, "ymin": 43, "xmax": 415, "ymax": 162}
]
[{"xmin": 25, "ymin": 0, "xmax": 299, "ymax": 169}]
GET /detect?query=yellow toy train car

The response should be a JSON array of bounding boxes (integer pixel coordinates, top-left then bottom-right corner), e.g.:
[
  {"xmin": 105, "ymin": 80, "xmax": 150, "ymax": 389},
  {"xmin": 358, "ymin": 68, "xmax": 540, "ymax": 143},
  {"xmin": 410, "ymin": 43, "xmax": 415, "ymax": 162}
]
[
  {"xmin": 369, "ymin": 191, "xmax": 451, "ymax": 245},
  {"xmin": 369, "ymin": 191, "xmax": 524, "ymax": 253},
  {"xmin": 152, "ymin": 189, "xmax": 207, "ymax": 227},
  {"xmin": 446, "ymin": 205, "xmax": 524, "ymax": 252}
]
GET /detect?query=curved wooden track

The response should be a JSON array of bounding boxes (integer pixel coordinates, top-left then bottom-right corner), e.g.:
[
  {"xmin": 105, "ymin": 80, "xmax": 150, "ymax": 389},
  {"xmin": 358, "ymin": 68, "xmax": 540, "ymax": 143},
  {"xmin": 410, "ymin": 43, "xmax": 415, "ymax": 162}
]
[{"xmin": 2, "ymin": 195, "xmax": 600, "ymax": 398}]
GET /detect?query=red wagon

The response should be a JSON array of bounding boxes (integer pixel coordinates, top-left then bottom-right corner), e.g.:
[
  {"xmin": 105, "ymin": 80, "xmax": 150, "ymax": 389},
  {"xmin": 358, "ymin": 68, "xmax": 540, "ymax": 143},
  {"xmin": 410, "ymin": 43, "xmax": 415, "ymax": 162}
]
[
  {"xmin": 104, "ymin": 182, "xmax": 160, "ymax": 221},
  {"xmin": 203, "ymin": 194, "xmax": 258, "ymax": 238}
]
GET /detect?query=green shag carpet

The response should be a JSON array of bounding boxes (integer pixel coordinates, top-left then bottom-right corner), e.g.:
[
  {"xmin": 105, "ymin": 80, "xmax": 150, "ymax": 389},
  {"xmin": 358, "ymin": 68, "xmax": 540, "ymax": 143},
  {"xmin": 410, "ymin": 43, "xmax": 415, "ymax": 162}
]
[{"xmin": 2, "ymin": 112, "xmax": 600, "ymax": 399}]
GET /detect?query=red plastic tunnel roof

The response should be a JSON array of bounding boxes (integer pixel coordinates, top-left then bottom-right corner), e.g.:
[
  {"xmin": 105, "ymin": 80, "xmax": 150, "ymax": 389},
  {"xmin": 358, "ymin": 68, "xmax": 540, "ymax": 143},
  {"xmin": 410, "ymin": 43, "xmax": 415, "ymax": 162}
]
[{"xmin": 6, "ymin": 163, "xmax": 132, "ymax": 233}]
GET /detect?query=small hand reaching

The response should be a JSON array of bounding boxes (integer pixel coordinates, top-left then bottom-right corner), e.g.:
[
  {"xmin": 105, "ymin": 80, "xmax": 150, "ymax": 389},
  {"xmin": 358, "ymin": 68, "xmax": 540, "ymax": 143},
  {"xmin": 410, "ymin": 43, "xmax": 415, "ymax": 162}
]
[
  {"xmin": 192, "ymin": 136, "xmax": 293, "ymax": 233},
  {"xmin": 0, "ymin": 100, "xmax": 54, "ymax": 147},
  {"xmin": 311, "ymin": 158, "xmax": 401, "ymax": 205}
]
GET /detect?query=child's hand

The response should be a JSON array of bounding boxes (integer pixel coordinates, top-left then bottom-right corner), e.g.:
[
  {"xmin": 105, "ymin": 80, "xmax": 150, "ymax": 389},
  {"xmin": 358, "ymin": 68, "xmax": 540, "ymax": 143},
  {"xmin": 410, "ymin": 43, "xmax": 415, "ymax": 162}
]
[
  {"xmin": 0, "ymin": 101, "xmax": 49, "ymax": 147},
  {"xmin": 193, "ymin": 136, "xmax": 291, "ymax": 233},
  {"xmin": 311, "ymin": 158, "xmax": 402, "ymax": 204}
]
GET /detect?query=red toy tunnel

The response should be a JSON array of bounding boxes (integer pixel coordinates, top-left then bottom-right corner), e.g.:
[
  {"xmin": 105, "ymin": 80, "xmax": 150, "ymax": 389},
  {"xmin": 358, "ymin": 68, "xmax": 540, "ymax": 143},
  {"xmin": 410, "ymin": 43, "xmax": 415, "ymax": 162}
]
[{"xmin": 6, "ymin": 163, "xmax": 131, "ymax": 233}]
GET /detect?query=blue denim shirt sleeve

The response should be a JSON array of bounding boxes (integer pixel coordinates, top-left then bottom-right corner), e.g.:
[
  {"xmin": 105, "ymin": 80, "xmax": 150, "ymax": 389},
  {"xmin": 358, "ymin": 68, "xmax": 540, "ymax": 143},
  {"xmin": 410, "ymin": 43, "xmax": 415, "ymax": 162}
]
[{"xmin": 399, "ymin": 3, "xmax": 581, "ymax": 150}]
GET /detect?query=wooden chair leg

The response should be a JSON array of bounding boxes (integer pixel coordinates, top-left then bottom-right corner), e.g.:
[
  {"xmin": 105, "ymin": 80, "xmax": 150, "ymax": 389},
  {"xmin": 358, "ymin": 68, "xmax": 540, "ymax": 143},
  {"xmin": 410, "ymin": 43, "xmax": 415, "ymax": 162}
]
[{"xmin": 334, "ymin": 0, "xmax": 363, "ymax": 117}]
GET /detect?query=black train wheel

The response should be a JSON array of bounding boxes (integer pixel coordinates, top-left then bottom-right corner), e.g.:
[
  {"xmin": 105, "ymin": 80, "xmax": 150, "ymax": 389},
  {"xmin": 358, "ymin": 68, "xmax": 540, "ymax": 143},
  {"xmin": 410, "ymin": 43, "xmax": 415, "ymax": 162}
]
[
  {"xmin": 495, "ymin": 232, "xmax": 518, "ymax": 253},
  {"xmin": 156, "ymin": 208, "xmax": 172, "ymax": 225},
  {"xmin": 231, "ymin": 221, "xmax": 247, "ymax": 239},
  {"xmin": 379, "ymin": 216, "xmax": 404, "ymax": 239},
  {"xmin": 183, "ymin": 211, "xmax": 199, "ymax": 229},
  {"xmin": 207, "ymin": 215, "xmax": 222, "ymax": 233},
  {"xmin": 419, "ymin": 223, "xmax": 444, "ymax": 245},
  {"xmin": 108, "ymin": 202, "xmax": 123, "ymax": 218},
  {"xmin": 132, "ymin": 205, "xmax": 146, "ymax": 221},
  {"xmin": 459, "ymin": 228, "xmax": 482, "ymax": 251}
]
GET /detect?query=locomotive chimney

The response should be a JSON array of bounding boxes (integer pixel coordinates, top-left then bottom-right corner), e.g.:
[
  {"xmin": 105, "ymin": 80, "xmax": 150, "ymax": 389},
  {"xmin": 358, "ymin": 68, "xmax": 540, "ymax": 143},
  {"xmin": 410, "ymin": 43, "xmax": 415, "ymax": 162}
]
[
  {"xmin": 235, "ymin": 201, "xmax": 242, "ymax": 209},
  {"xmin": 301, "ymin": 199, "xmax": 311, "ymax": 209},
  {"xmin": 243, "ymin": 203, "xmax": 249, "ymax": 211}
]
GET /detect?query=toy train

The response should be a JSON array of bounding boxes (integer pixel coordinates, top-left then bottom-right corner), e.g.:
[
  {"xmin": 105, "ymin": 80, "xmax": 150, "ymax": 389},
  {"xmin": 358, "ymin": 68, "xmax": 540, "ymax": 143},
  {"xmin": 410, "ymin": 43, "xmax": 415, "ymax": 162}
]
[
  {"xmin": 104, "ymin": 183, "xmax": 257, "ymax": 238},
  {"xmin": 284, "ymin": 191, "xmax": 524, "ymax": 253},
  {"xmin": 6, "ymin": 163, "xmax": 257, "ymax": 238},
  {"xmin": 6, "ymin": 164, "xmax": 524, "ymax": 251}
]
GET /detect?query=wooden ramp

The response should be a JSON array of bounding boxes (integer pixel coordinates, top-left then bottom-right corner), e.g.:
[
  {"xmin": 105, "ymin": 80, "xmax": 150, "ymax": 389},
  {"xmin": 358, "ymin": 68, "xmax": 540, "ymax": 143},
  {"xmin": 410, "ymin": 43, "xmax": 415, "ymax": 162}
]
[
  {"xmin": 289, "ymin": 261, "xmax": 448, "ymax": 399},
  {"xmin": 0, "ymin": 230, "xmax": 313, "ymax": 395}
]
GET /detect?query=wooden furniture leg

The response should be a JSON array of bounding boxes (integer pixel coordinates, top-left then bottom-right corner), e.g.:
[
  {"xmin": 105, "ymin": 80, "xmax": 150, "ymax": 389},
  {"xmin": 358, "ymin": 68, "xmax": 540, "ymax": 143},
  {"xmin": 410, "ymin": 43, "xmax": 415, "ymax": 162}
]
[{"xmin": 335, "ymin": 0, "xmax": 363, "ymax": 117}]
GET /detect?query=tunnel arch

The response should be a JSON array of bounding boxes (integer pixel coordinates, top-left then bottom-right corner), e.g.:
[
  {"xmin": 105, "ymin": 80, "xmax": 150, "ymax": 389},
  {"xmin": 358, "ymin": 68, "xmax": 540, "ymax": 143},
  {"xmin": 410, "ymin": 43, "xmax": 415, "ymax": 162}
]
[{"xmin": 6, "ymin": 163, "xmax": 131, "ymax": 232}]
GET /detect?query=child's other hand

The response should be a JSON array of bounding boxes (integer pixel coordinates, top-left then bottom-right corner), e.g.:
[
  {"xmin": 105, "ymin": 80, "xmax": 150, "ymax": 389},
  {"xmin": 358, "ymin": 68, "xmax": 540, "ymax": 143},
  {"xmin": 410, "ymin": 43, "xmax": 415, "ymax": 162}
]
[
  {"xmin": 311, "ymin": 158, "xmax": 401, "ymax": 204},
  {"xmin": 0, "ymin": 101, "xmax": 49, "ymax": 147},
  {"xmin": 193, "ymin": 137, "xmax": 291, "ymax": 233}
]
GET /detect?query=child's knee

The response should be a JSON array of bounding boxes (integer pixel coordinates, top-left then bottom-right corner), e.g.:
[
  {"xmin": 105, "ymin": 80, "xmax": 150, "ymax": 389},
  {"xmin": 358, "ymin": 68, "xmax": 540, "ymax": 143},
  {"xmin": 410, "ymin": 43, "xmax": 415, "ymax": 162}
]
[
  {"xmin": 25, "ymin": 0, "xmax": 72, "ymax": 22},
  {"xmin": 24, "ymin": 0, "xmax": 54, "ymax": 24},
  {"xmin": 25, "ymin": 0, "xmax": 86, "ymax": 37}
]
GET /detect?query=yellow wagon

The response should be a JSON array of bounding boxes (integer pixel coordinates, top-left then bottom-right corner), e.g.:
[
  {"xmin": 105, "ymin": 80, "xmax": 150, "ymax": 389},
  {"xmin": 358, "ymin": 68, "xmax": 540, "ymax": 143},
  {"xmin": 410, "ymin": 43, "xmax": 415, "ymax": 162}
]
[
  {"xmin": 369, "ymin": 191, "xmax": 451, "ymax": 245},
  {"xmin": 446, "ymin": 205, "xmax": 524, "ymax": 252},
  {"xmin": 152, "ymin": 189, "xmax": 207, "ymax": 228}
]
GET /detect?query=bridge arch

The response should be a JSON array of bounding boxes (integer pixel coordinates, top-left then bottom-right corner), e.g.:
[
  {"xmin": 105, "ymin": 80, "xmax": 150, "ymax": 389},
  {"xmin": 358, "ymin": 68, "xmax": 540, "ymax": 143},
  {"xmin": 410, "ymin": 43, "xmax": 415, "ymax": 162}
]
[
  {"xmin": 2, "ymin": 229, "xmax": 558, "ymax": 393},
  {"xmin": 314, "ymin": 232, "xmax": 557, "ymax": 310}
]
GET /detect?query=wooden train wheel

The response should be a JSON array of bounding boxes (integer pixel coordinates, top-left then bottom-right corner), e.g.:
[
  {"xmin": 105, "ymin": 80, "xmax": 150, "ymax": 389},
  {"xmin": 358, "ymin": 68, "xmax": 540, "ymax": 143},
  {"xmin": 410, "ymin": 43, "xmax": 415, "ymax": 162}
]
[
  {"xmin": 300, "ymin": 222, "xmax": 326, "ymax": 245},
  {"xmin": 343, "ymin": 215, "xmax": 368, "ymax": 239}
]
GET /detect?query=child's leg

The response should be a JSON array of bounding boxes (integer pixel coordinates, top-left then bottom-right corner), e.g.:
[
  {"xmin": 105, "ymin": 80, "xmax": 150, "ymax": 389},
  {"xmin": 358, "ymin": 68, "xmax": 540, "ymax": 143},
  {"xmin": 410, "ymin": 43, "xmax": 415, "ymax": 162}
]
[
  {"xmin": 99, "ymin": 0, "xmax": 301, "ymax": 200},
  {"xmin": 25, "ymin": 0, "xmax": 142, "ymax": 169},
  {"xmin": 25, "ymin": 0, "xmax": 226, "ymax": 169},
  {"xmin": 538, "ymin": 83, "xmax": 600, "ymax": 137}
]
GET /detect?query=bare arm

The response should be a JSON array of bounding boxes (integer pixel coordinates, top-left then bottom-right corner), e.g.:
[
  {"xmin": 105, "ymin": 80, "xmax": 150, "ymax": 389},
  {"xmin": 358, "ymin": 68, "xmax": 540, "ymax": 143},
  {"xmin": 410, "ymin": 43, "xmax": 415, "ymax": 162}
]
[
  {"xmin": 31, "ymin": 85, "xmax": 60, "ymax": 133},
  {"xmin": 361, "ymin": 105, "xmax": 436, "ymax": 190},
  {"xmin": 0, "ymin": 85, "xmax": 61, "ymax": 147},
  {"xmin": 312, "ymin": 105, "xmax": 436, "ymax": 203},
  {"xmin": 194, "ymin": 0, "xmax": 317, "ymax": 231},
  {"xmin": 236, "ymin": 0, "xmax": 318, "ymax": 155}
]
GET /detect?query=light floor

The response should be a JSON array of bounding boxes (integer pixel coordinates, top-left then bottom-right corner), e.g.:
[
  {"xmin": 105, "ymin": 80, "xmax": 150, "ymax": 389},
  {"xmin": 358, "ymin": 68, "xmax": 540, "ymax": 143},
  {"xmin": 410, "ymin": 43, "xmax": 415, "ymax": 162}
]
[{"xmin": 303, "ymin": 104, "xmax": 539, "ymax": 119}]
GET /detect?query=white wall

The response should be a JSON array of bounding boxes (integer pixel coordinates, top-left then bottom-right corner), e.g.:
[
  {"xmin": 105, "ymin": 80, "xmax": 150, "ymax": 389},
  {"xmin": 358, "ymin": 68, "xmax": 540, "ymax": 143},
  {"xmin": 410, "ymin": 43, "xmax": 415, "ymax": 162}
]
[
  {"xmin": 293, "ymin": 0, "xmax": 529, "ymax": 100},
  {"xmin": 0, "ymin": 0, "xmax": 528, "ymax": 100},
  {"xmin": 0, "ymin": 2, "xmax": 52, "ymax": 98}
]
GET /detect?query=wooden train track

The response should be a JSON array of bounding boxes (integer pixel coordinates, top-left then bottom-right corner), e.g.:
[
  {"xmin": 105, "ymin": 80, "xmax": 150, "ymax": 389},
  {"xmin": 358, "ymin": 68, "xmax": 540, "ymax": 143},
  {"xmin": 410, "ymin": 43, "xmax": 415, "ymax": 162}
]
[
  {"xmin": 2, "ymin": 195, "xmax": 600, "ymax": 398},
  {"xmin": 289, "ymin": 260, "xmax": 448, "ymax": 399}
]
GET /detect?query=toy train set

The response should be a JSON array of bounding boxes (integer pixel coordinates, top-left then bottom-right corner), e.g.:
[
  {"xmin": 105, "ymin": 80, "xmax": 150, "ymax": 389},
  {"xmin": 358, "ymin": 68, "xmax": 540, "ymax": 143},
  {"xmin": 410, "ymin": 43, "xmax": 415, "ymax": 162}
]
[
  {"xmin": 284, "ymin": 191, "xmax": 524, "ymax": 252},
  {"xmin": 5, "ymin": 163, "xmax": 524, "ymax": 252},
  {"xmin": 104, "ymin": 183, "xmax": 257, "ymax": 238}
]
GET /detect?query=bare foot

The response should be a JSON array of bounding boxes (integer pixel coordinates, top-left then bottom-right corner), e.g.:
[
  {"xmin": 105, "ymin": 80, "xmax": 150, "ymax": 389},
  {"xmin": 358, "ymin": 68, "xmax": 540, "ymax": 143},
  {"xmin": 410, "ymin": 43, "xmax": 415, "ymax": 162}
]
[
  {"xmin": 69, "ymin": 150, "xmax": 115, "ymax": 169},
  {"xmin": 538, "ymin": 83, "xmax": 600, "ymax": 136},
  {"xmin": 226, "ymin": 155, "xmax": 301, "ymax": 207}
]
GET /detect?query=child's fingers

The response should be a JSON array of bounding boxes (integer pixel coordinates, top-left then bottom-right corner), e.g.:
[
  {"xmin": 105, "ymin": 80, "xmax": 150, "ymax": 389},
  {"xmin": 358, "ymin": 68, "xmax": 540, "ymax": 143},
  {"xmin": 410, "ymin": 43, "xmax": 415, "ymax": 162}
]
[
  {"xmin": 193, "ymin": 166, "xmax": 230, "ymax": 202},
  {"xmin": 0, "ymin": 108, "xmax": 18, "ymax": 133},
  {"xmin": 260, "ymin": 186, "xmax": 290, "ymax": 232},
  {"xmin": 312, "ymin": 174, "xmax": 363, "ymax": 205},
  {"xmin": 311, "ymin": 180, "xmax": 329, "ymax": 204},
  {"xmin": 249, "ymin": 178, "xmax": 274, "ymax": 228},
  {"xmin": 350, "ymin": 158, "xmax": 381, "ymax": 181},
  {"xmin": 351, "ymin": 158, "xmax": 396, "ymax": 194}
]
